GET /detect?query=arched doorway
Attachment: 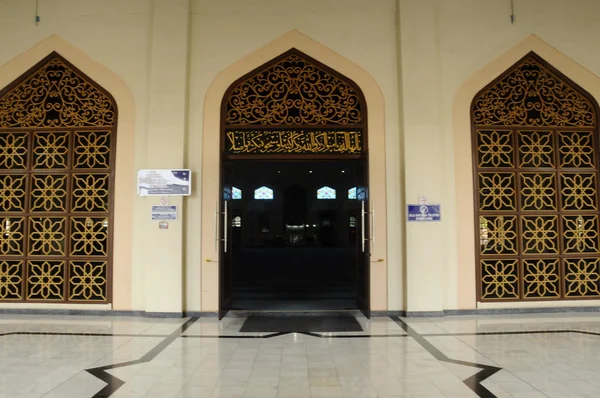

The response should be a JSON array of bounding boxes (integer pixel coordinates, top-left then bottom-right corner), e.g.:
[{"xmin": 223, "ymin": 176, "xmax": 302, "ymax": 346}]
[
  {"xmin": 218, "ymin": 49, "xmax": 371, "ymax": 317},
  {"xmin": 471, "ymin": 52, "xmax": 600, "ymax": 302},
  {"xmin": 0, "ymin": 52, "xmax": 117, "ymax": 304}
]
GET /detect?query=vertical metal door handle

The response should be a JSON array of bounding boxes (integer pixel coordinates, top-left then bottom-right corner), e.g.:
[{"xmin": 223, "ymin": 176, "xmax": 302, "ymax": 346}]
[
  {"xmin": 361, "ymin": 201, "xmax": 366, "ymax": 253},
  {"xmin": 370, "ymin": 201, "xmax": 375, "ymax": 253},
  {"xmin": 214, "ymin": 201, "xmax": 219, "ymax": 252},
  {"xmin": 223, "ymin": 200, "xmax": 228, "ymax": 253}
]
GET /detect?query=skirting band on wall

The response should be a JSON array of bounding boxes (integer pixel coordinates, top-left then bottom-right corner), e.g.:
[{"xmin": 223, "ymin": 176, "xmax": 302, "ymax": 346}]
[{"xmin": 1, "ymin": 307, "xmax": 600, "ymax": 318}]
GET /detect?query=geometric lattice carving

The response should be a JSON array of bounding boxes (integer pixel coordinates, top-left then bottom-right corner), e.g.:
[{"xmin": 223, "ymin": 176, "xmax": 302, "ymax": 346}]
[
  {"xmin": 71, "ymin": 174, "xmax": 109, "ymax": 212},
  {"xmin": 520, "ymin": 173, "xmax": 557, "ymax": 211},
  {"xmin": 559, "ymin": 131, "xmax": 596, "ymax": 168},
  {"xmin": 73, "ymin": 131, "xmax": 111, "ymax": 169},
  {"xmin": 69, "ymin": 261, "xmax": 107, "ymax": 301},
  {"xmin": 28, "ymin": 218, "xmax": 66, "ymax": 256},
  {"xmin": 0, "ymin": 260, "xmax": 22, "ymax": 300},
  {"xmin": 32, "ymin": 132, "xmax": 69, "ymax": 169},
  {"xmin": 0, "ymin": 174, "xmax": 26, "ymax": 212},
  {"xmin": 472, "ymin": 55, "xmax": 595, "ymax": 127},
  {"xmin": 473, "ymin": 53, "xmax": 600, "ymax": 302},
  {"xmin": 27, "ymin": 260, "xmax": 64, "ymax": 300},
  {"xmin": 0, "ymin": 132, "xmax": 28, "ymax": 169},
  {"xmin": 480, "ymin": 259, "xmax": 519, "ymax": 299},
  {"xmin": 0, "ymin": 57, "xmax": 115, "ymax": 128},
  {"xmin": 522, "ymin": 216, "xmax": 559, "ymax": 254},
  {"xmin": 523, "ymin": 259, "xmax": 560, "ymax": 298},
  {"xmin": 0, "ymin": 217, "xmax": 25, "ymax": 256},
  {"xmin": 560, "ymin": 173, "xmax": 597, "ymax": 211},
  {"xmin": 480, "ymin": 216, "xmax": 518, "ymax": 255},
  {"xmin": 70, "ymin": 218, "xmax": 108, "ymax": 256},
  {"xmin": 518, "ymin": 131, "xmax": 554, "ymax": 168},
  {"xmin": 0, "ymin": 53, "xmax": 115, "ymax": 303},
  {"xmin": 478, "ymin": 173, "xmax": 516, "ymax": 211},
  {"xmin": 30, "ymin": 175, "xmax": 67, "ymax": 212},
  {"xmin": 225, "ymin": 52, "xmax": 362, "ymax": 126},
  {"xmin": 476, "ymin": 130, "xmax": 514, "ymax": 168},
  {"xmin": 563, "ymin": 216, "xmax": 599, "ymax": 254},
  {"xmin": 564, "ymin": 258, "xmax": 600, "ymax": 297}
]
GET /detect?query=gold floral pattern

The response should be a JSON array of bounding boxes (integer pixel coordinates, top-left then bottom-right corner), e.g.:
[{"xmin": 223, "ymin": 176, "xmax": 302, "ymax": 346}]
[
  {"xmin": 225, "ymin": 52, "xmax": 362, "ymax": 126},
  {"xmin": 0, "ymin": 261, "xmax": 22, "ymax": 300},
  {"xmin": 560, "ymin": 173, "xmax": 597, "ymax": 210},
  {"xmin": 28, "ymin": 218, "xmax": 66, "ymax": 256},
  {"xmin": 0, "ymin": 132, "xmax": 28, "ymax": 169},
  {"xmin": 0, "ymin": 175, "xmax": 26, "ymax": 212},
  {"xmin": 559, "ymin": 131, "xmax": 596, "ymax": 168},
  {"xmin": 70, "ymin": 218, "xmax": 108, "ymax": 256},
  {"xmin": 30, "ymin": 175, "xmax": 67, "ymax": 212},
  {"xmin": 0, "ymin": 218, "xmax": 24, "ymax": 255},
  {"xmin": 472, "ymin": 55, "xmax": 595, "ymax": 127},
  {"xmin": 73, "ymin": 131, "xmax": 111, "ymax": 169},
  {"xmin": 523, "ymin": 259, "xmax": 560, "ymax": 298},
  {"xmin": 476, "ymin": 130, "xmax": 513, "ymax": 168},
  {"xmin": 474, "ymin": 54, "xmax": 600, "ymax": 302},
  {"xmin": 32, "ymin": 132, "xmax": 69, "ymax": 169},
  {"xmin": 563, "ymin": 215, "xmax": 599, "ymax": 254},
  {"xmin": 69, "ymin": 261, "xmax": 106, "ymax": 301},
  {"xmin": 27, "ymin": 261, "xmax": 64, "ymax": 300},
  {"xmin": 518, "ymin": 131, "xmax": 554, "ymax": 168},
  {"xmin": 520, "ymin": 173, "xmax": 557, "ymax": 211},
  {"xmin": 522, "ymin": 216, "xmax": 559, "ymax": 254},
  {"xmin": 0, "ymin": 56, "xmax": 115, "ymax": 128},
  {"xmin": 564, "ymin": 258, "xmax": 600, "ymax": 297},
  {"xmin": 71, "ymin": 174, "xmax": 109, "ymax": 212},
  {"xmin": 481, "ymin": 260, "xmax": 519, "ymax": 299},
  {"xmin": 0, "ymin": 53, "xmax": 114, "ymax": 304},
  {"xmin": 480, "ymin": 216, "xmax": 518, "ymax": 255},
  {"xmin": 478, "ymin": 173, "xmax": 516, "ymax": 211}
]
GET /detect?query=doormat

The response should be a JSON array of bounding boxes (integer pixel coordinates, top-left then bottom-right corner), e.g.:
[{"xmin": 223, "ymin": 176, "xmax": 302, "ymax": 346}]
[{"xmin": 240, "ymin": 316, "xmax": 362, "ymax": 333}]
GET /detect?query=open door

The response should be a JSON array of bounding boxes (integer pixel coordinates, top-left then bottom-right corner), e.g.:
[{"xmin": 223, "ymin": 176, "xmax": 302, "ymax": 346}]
[
  {"xmin": 353, "ymin": 160, "xmax": 371, "ymax": 318},
  {"xmin": 219, "ymin": 163, "xmax": 233, "ymax": 319}
]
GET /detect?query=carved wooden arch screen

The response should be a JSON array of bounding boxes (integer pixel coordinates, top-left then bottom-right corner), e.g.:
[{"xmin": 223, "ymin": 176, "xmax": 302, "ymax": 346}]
[
  {"xmin": 472, "ymin": 52, "xmax": 600, "ymax": 302},
  {"xmin": 221, "ymin": 48, "xmax": 367, "ymax": 158},
  {"xmin": 0, "ymin": 52, "xmax": 116, "ymax": 303}
]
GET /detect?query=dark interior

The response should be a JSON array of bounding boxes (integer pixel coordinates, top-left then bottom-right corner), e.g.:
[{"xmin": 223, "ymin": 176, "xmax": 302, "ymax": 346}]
[{"xmin": 224, "ymin": 160, "xmax": 366, "ymax": 310}]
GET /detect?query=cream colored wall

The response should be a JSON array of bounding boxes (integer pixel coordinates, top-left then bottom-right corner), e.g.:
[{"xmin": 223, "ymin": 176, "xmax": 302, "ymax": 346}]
[
  {"xmin": 399, "ymin": 0, "xmax": 600, "ymax": 311},
  {"xmin": 2, "ymin": 0, "xmax": 600, "ymax": 314}
]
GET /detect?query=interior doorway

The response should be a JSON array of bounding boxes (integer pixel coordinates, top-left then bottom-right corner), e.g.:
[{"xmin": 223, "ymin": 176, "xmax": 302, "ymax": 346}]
[{"xmin": 220, "ymin": 160, "xmax": 369, "ymax": 315}]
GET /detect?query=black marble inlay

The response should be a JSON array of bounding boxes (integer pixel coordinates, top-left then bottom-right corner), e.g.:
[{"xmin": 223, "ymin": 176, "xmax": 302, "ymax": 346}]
[{"xmin": 240, "ymin": 316, "xmax": 362, "ymax": 332}]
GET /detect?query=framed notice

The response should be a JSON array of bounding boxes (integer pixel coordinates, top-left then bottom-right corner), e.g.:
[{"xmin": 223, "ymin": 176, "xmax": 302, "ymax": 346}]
[{"xmin": 138, "ymin": 169, "xmax": 191, "ymax": 196}]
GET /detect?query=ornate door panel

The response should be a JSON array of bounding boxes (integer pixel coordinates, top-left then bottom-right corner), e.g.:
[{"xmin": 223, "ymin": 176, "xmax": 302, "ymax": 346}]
[
  {"xmin": 0, "ymin": 53, "xmax": 116, "ymax": 303},
  {"xmin": 472, "ymin": 53, "xmax": 600, "ymax": 301}
]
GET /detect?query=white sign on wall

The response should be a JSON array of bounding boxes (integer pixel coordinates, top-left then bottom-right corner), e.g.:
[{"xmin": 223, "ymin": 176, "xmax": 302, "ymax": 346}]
[{"xmin": 138, "ymin": 169, "xmax": 191, "ymax": 196}]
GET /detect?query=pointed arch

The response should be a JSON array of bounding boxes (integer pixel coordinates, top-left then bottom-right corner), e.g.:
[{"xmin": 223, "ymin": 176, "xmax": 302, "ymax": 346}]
[
  {"xmin": 200, "ymin": 30, "xmax": 388, "ymax": 311},
  {"xmin": 0, "ymin": 35, "xmax": 135, "ymax": 310},
  {"xmin": 454, "ymin": 35, "xmax": 600, "ymax": 309}
]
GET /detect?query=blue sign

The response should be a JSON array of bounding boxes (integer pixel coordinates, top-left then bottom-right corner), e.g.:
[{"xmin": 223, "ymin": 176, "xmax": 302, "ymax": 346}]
[{"xmin": 407, "ymin": 204, "xmax": 441, "ymax": 222}]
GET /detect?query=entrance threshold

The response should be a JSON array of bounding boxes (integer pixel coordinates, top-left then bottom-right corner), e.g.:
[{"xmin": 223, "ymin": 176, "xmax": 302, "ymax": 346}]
[{"xmin": 227, "ymin": 309, "xmax": 362, "ymax": 318}]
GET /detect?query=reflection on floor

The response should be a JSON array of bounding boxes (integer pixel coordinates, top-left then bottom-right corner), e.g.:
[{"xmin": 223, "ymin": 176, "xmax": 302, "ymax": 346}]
[{"xmin": 1, "ymin": 313, "xmax": 600, "ymax": 397}]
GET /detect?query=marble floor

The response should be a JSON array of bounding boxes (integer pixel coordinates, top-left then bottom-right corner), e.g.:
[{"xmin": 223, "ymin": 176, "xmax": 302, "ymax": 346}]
[{"xmin": 1, "ymin": 313, "xmax": 600, "ymax": 398}]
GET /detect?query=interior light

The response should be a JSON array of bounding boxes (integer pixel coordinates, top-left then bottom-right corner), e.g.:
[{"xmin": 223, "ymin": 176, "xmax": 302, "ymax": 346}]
[
  {"xmin": 309, "ymin": 170, "xmax": 313, "ymax": 173},
  {"xmin": 341, "ymin": 170, "xmax": 345, "ymax": 173}
]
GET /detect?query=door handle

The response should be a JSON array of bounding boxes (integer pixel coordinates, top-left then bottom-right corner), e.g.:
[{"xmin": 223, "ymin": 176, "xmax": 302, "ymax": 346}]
[
  {"xmin": 361, "ymin": 200, "xmax": 366, "ymax": 253},
  {"xmin": 370, "ymin": 201, "xmax": 375, "ymax": 253},
  {"xmin": 223, "ymin": 200, "xmax": 228, "ymax": 253}
]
